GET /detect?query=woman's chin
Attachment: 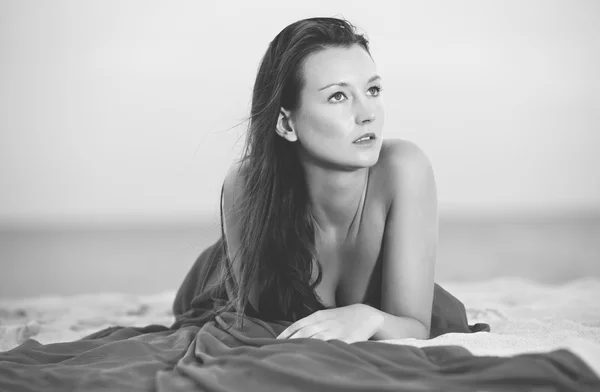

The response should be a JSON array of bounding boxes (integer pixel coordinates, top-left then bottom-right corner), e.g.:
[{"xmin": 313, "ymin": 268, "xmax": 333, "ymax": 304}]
[{"xmin": 354, "ymin": 145, "xmax": 382, "ymax": 165}]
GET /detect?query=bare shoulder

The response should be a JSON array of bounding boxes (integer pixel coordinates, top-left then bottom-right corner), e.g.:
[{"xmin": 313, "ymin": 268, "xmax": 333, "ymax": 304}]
[
  {"xmin": 221, "ymin": 159, "xmax": 249, "ymax": 237},
  {"xmin": 375, "ymin": 139, "xmax": 435, "ymax": 196},
  {"xmin": 378, "ymin": 138, "xmax": 433, "ymax": 173},
  {"xmin": 224, "ymin": 159, "xmax": 244, "ymax": 187},
  {"xmin": 223, "ymin": 159, "xmax": 247, "ymax": 206}
]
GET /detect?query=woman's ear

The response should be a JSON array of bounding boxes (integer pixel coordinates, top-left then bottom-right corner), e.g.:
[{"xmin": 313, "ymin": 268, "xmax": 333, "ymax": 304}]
[{"xmin": 275, "ymin": 108, "xmax": 298, "ymax": 142}]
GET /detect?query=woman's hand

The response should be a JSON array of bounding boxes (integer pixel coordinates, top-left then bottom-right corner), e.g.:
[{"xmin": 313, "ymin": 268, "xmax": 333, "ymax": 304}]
[{"xmin": 276, "ymin": 304, "xmax": 384, "ymax": 343}]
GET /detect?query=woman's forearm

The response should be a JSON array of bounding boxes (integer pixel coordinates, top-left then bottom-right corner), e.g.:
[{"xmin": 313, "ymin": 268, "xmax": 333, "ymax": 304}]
[{"xmin": 366, "ymin": 306, "xmax": 430, "ymax": 341}]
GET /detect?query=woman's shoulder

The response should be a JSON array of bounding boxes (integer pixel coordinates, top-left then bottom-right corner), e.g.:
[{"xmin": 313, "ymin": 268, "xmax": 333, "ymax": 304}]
[
  {"xmin": 223, "ymin": 159, "xmax": 248, "ymax": 193},
  {"xmin": 378, "ymin": 138, "xmax": 432, "ymax": 171},
  {"xmin": 373, "ymin": 138, "xmax": 435, "ymax": 200},
  {"xmin": 222, "ymin": 159, "xmax": 249, "ymax": 216}
]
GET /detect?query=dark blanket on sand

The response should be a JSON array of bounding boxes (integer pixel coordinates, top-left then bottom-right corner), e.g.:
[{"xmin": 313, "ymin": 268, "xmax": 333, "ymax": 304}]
[
  {"xmin": 1, "ymin": 238, "xmax": 599, "ymax": 391},
  {"xmin": 1, "ymin": 311, "xmax": 598, "ymax": 391}
]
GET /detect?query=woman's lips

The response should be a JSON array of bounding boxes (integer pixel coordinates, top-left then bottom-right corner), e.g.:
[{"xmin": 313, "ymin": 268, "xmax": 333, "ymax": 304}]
[
  {"xmin": 353, "ymin": 132, "xmax": 376, "ymax": 143},
  {"xmin": 353, "ymin": 138, "xmax": 376, "ymax": 146}
]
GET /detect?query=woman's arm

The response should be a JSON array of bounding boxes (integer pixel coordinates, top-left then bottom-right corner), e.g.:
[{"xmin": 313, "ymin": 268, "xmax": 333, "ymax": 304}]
[
  {"xmin": 221, "ymin": 162, "xmax": 261, "ymax": 312},
  {"xmin": 277, "ymin": 140, "xmax": 439, "ymax": 343},
  {"xmin": 374, "ymin": 139, "xmax": 439, "ymax": 340}
]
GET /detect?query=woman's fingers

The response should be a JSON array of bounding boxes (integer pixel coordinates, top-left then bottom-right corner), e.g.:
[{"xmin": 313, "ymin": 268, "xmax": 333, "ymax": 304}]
[
  {"xmin": 276, "ymin": 311, "xmax": 327, "ymax": 339},
  {"xmin": 277, "ymin": 323, "xmax": 302, "ymax": 339},
  {"xmin": 307, "ymin": 330, "xmax": 333, "ymax": 341},
  {"xmin": 287, "ymin": 325, "xmax": 326, "ymax": 339},
  {"xmin": 277, "ymin": 320, "xmax": 310, "ymax": 339},
  {"xmin": 277, "ymin": 322, "xmax": 300, "ymax": 339},
  {"xmin": 278, "ymin": 323, "xmax": 352, "ymax": 342}
]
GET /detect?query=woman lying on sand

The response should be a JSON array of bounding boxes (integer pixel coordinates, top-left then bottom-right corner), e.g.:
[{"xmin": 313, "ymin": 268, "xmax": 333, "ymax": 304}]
[{"xmin": 174, "ymin": 17, "xmax": 441, "ymax": 343}]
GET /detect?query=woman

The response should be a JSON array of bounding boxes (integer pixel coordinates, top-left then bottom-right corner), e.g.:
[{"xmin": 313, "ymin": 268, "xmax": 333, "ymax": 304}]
[{"xmin": 173, "ymin": 17, "xmax": 488, "ymax": 343}]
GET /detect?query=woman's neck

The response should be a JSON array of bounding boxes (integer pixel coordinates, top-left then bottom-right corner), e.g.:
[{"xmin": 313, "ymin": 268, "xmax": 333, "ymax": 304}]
[{"xmin": 302, "ymin": 163, "xmax": 369, "ymax": 241}]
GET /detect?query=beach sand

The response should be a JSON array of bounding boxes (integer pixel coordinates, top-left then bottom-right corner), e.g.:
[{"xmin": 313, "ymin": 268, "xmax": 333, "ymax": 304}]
[
  {"xmin": 1, "ymin": 276, "xmax": 599, "ymax": 359},
  {"xmin": 382, "ymin": 277, "xmax": 600, "ymax": 356}
]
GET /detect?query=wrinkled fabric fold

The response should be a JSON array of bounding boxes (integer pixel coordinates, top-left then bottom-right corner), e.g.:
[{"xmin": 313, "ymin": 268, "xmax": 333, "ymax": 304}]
[{"xmin": 2, "ymin": 309, "xmax": 598, "ymax": 392}]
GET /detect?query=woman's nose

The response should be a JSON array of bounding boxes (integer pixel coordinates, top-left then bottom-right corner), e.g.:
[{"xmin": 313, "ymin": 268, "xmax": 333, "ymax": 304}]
[
  {"xmin": 355, "ymin": 100, "xmax": 376, "ymax": 124},
  {"xmin": 356, "ymin": 110, "xmax": 375, "ymax": 125},
  {"xmin": 359, "ymin": 112, "xmax": 376, "ymax": 124}
]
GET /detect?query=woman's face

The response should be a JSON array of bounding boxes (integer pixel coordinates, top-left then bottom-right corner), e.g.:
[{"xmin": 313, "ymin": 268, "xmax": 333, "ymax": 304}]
[{"xmin": 285, "ymin": 44, "xmax": 385, "ymax": 170}]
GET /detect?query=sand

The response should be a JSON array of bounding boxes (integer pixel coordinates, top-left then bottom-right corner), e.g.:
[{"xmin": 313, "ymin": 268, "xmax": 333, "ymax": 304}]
[
  {"xmin": 1, "ymin": 276, "xmax": 600, "ymax": 376},
  {"xmin": 381, "ymin": 277, "xmax": 600, "ymax": 354}
]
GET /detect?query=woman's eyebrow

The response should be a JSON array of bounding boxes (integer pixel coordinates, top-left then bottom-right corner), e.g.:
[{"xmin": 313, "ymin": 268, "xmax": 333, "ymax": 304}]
[{"xmin": 318, "ymin": 75, "xmax": 382, "ymax": 91}]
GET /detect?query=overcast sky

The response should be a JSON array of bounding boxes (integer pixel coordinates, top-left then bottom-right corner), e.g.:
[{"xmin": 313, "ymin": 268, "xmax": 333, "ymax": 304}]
[{"xmin": 1, "ymin": 0, "xmax": 599, "ymax": 226}]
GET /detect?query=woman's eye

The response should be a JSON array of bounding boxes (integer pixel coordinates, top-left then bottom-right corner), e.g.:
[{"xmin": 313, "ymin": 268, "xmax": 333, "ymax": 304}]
[
  {"xmin": 329, "ymin": 86, "xmax": 382, "ymax": 102},
  {"xmin": 329, "ymin": 92, "xmax": 347, "ymax": 102},
  {"xmin": 368, "ymin": 86, "xmax": 383, "ymax": 96}
]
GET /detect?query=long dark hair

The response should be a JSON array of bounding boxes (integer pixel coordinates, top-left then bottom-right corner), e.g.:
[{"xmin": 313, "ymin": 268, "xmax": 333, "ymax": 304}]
[{"xmin": 220, "ymin": 17, "xmax": 371, "ymax": 327}]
